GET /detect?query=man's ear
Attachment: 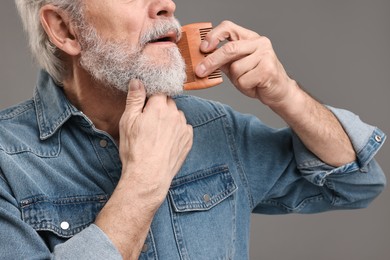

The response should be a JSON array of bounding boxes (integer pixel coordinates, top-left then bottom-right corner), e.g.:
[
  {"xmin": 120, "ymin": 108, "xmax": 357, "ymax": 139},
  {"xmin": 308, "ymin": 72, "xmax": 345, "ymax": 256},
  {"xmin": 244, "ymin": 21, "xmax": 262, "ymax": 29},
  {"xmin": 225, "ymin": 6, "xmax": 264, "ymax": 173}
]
[{"xmin": 40, "ymin": 5, "xmax": 81, "ymax": 56}]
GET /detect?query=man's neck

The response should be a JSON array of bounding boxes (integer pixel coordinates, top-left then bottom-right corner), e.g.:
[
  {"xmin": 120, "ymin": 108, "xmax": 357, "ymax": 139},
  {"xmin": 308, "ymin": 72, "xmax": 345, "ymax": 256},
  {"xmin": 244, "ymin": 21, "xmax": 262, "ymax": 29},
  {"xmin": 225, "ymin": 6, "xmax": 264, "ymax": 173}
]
[{"xmin": 62, "ymin": 69, "xmax": 127, "ymax": 142}]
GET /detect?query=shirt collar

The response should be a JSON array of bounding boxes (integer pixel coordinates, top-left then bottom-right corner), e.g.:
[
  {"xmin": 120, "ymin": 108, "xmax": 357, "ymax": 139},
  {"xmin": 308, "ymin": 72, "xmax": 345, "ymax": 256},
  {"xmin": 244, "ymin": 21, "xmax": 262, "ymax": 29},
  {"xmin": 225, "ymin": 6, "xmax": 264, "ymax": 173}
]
[{"xmin": 34, "ymin": 70, "xmax": 80, "ymax": 140}]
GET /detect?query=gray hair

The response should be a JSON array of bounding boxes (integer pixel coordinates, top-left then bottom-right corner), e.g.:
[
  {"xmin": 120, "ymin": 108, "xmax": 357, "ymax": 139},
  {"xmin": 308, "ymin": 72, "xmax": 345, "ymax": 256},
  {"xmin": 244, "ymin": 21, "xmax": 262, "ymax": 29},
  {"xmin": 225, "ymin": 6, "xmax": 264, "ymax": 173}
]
[{"xmin": 15, "ymin": 0, "xmax": 84, "ymax": 84}]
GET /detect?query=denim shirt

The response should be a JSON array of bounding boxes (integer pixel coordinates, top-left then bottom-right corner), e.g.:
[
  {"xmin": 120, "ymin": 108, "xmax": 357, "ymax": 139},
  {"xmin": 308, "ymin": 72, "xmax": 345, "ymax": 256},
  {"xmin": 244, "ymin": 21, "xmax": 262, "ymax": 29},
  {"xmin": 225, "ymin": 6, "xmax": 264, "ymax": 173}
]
[{"xmin": 0, "ymin": 70, "xmax": 386, "ymax": 259}]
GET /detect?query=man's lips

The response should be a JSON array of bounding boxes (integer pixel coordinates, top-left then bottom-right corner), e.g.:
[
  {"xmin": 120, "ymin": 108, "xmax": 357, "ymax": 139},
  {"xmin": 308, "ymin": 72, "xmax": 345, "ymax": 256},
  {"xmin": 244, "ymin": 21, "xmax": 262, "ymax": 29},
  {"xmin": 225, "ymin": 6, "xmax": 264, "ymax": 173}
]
[{"xmin": 147, "ymin": 31, "xmax": 178, "ymax": 44}]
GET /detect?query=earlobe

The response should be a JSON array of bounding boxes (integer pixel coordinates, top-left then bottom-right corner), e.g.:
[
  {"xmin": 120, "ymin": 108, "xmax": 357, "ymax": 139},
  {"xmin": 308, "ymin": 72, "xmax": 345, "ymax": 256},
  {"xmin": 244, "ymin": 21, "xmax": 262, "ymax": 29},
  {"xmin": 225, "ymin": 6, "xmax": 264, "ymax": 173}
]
[{"xmin": 40, "ymin": 5, "xmax": 81, "ymax": 56}]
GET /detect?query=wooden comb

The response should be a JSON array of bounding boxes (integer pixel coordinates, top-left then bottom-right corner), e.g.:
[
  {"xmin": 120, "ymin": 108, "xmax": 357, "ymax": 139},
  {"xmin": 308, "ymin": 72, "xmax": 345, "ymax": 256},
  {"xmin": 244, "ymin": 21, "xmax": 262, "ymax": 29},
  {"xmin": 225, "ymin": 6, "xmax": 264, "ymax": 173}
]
[{"xmin": 177, "ymin": 22, "xmax": 223, "ymax": 90}]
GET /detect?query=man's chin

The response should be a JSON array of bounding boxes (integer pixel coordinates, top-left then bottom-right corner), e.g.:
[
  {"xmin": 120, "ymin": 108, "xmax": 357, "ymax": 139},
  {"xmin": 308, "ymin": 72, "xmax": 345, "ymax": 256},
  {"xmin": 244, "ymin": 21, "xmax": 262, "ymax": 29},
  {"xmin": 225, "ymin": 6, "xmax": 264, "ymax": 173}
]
[
  {"xmin": 143, "ymin": 84, "xmax": 184, "ymax": 97},
  {"xmin": 142, "ymin": 44, "xmax": 180, "ymax": 63}
]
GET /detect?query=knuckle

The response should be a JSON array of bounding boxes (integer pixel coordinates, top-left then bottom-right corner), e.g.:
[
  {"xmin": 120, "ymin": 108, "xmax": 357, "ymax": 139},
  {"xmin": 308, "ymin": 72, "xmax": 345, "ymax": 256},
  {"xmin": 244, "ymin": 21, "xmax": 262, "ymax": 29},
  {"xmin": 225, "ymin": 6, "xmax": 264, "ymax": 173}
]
[
  {"xmin": 204, "ymin": 54, "xmax": 217, "ymax": 68},
  {"xmin": 222, "ymin": 42, "xmax": 239, "ymax": 56},
  {"xmin": 265, "ymin": 59, "xmax": 278, "ymax": 75},
  {"xmin": 261, "ymin": 63, "xmax": 274, "ymax": 78},
  {"xmin": 237, "ymin": 76, "xmax": 246, "ymax": 87},
  {"xmin": 260, "ymin": 36, "xmax": 272, "ymax": 47},
  {"xmin": 221, "ymin": 20, "xmax": 230, "ymax": 25},
  {"xmin": 230, "ymin": 62, "xmax": 241, "ymax": 76},
  {"xmin": 221, "ymin": 20, "xmax": 233, "ymax": 27},
  {"xmin": 247, "ymin": 30, "xmax": 261, "ymax": 39},
  {"xmin": 259, "ymin": 62, "xmax": 279, "ymax": 86}
]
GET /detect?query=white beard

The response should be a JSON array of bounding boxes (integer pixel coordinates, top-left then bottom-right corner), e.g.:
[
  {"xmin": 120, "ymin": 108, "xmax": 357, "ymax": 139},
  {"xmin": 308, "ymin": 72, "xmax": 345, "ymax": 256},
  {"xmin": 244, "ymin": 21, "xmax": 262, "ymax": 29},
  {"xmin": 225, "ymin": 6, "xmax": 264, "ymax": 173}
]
[{"xmin": 78, "ymin": 19, "xmax": 186, "ymax": 97}]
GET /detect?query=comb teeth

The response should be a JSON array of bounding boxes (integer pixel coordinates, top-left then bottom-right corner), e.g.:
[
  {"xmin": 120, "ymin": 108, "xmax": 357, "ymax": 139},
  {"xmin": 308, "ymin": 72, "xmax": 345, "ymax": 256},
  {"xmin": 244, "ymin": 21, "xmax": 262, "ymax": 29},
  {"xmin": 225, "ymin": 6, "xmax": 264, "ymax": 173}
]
[
  {"xmin": 208, "ymin": 70, "xmax": 223, "ymax": 80},
  {"xmin": 199, "ymin": 27, "xmax": 223, "ymax": 81},
  {"xmin": 199, "ymin": 27, "xmax": 212, "ymax": 40},
  {"xmin": 178, "ymin": 22, "xmax": 223, "ymax": 91},
  {"xmin": 176, "ymin": 32, "xmax": 196, "ymax": 83}
]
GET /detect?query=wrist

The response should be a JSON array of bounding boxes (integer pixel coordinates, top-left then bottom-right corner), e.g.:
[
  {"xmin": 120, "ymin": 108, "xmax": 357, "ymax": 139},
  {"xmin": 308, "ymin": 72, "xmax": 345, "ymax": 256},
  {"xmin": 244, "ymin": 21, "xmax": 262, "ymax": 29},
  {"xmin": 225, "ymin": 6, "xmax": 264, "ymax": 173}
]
[
  {"xmin": 114, "ymin": 177, "xmax": 167, "ymax": 214},
  {"xmin": 95, "ymin": 185, "xmax": 157, "ymax": 259},
  {"xmin": 267, "ymin": 80, "xmax": 308, "ymax": 122}
]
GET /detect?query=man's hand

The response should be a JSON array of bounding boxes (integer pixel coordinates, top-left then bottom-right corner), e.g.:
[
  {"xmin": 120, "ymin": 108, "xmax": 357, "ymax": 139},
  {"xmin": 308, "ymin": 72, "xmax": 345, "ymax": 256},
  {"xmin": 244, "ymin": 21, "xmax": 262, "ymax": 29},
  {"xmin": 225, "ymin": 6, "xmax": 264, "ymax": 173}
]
[
  {"xmin": 195, "ymin": 20, "xmax": 296, "ymax": 107},
  {"xmin": 196, "ymin": 20, "xmax": 355, "ymax": 167},
  {"xmin": 95, "ymin": 79, "xmax": 193, "ymax": 259},
  {"xmin": 119, "ymin": 79, "xmax": 193, "ymax": 207}
]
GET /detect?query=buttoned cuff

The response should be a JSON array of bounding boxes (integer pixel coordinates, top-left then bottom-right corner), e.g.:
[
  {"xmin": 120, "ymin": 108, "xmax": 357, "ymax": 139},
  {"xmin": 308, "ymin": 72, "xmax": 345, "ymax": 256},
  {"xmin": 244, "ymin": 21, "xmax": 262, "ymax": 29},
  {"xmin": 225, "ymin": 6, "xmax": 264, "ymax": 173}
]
[
  {"xmin": 292, "ymin": 106, "xmax": 386, "ymax": 186},
  {"xmin": 54, "ymin": 224, "xmax": 122, "ymax": 259}
]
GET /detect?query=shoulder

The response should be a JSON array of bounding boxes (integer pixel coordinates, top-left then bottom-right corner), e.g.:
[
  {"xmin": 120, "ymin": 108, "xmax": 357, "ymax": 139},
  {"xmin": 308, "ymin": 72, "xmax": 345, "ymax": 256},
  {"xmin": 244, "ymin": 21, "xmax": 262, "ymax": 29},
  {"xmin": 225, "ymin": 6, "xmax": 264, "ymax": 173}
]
[
  {"xmin": 0, "ymin": 100, "xmax": 41, "ymax": 153},
  {"xmin": 0, "ymin": 100, "xmax": 37, "ymax": 131},
  {"xmin": 0, "ymin": 100, "xmax": 35, "ymax": 121}
]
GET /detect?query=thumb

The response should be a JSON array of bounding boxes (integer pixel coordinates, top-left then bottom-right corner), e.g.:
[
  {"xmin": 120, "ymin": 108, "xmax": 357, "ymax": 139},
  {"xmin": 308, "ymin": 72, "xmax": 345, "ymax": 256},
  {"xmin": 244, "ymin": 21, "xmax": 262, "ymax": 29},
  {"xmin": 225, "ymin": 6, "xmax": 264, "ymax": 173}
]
[{"xmin": 125, "ymin": 79, "xmax": 146, "ymax": 116}]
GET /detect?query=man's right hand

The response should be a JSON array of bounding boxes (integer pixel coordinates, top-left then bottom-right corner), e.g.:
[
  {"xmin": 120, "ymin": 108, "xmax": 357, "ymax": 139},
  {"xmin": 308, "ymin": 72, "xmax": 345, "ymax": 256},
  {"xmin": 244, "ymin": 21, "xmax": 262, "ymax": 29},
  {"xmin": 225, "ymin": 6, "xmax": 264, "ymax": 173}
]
[
  {"xmin": 95, "ymin": 79, "xmax": 193, "ymax": 259},
  {"xmin": 119, "ymin": 79, "xmax": 193, "ymax": 209}
]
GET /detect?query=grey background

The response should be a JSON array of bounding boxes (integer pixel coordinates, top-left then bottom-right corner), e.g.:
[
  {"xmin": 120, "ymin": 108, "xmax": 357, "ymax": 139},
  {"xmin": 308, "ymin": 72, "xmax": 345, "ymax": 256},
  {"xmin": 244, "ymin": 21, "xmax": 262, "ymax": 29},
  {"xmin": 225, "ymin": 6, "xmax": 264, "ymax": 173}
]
[{"xmin": 1, "ymin": 0, "xmax": 389, "ymax": 259}]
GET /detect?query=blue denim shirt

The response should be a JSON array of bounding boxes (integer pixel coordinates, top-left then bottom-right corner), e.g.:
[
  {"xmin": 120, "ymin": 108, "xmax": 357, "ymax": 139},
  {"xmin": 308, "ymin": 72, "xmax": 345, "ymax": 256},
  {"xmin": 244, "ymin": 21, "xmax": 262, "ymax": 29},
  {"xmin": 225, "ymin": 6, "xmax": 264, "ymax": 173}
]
[{"xmin": 0, "ymin": 70, "xmax": 386, "ymax": 259}]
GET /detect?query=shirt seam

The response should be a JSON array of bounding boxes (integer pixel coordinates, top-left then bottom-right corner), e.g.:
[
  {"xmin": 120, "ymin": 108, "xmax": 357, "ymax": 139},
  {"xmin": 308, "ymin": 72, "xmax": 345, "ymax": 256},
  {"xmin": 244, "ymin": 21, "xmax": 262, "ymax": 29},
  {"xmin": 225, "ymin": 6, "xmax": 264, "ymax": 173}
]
[{"xmin": 221, "ymin": 105, "xmax": 255, "ymax": 209}]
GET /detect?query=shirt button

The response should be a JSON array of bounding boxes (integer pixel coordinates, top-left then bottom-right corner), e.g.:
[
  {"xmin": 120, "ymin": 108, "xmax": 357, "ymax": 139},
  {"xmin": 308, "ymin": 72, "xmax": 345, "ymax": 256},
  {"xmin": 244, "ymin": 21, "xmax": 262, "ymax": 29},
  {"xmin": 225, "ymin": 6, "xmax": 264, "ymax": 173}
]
[
  {"xmin": 375, "ymin": 135, "xmax": 382, "ymax": 143},
  {"xmin": 141, "ymin": 244, "xmax": 148, "ymax": 253},
  {"xmin": 99, "ymin": 139, "xmax": 108, "ymax": 148},
  {"xmin": 203, "ymin": 194, "xmax": 211, "ymax": 203},
  {"xmin": 60, "ymin": 221, "xmax": 70, "ymax": 230}
]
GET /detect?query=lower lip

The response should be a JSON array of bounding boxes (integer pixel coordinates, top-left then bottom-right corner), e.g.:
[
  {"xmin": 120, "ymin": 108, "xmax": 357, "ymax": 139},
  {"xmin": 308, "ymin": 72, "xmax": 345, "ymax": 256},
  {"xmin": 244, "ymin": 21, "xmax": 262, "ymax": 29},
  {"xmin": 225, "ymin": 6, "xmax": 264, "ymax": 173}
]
[{"xmin": 147, "ymin": 41, "xmax": 176, "ymax": 46}]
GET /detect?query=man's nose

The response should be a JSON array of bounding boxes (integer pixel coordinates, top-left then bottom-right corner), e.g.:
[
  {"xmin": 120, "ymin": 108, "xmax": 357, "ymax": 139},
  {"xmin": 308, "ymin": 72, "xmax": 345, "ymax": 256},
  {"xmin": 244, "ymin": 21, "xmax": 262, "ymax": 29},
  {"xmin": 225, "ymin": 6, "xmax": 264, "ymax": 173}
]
[{"xmin": 149, "ymin": 0, "xmax": 176, "ymax": 18}]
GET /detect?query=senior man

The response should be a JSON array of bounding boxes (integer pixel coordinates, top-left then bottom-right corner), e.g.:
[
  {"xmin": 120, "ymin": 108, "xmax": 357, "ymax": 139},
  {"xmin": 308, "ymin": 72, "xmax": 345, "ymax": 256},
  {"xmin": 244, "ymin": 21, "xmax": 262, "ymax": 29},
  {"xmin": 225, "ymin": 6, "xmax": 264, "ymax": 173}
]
[{"xmin": 0, "ymin": 0, "xmax": 386, "ymax": 259}]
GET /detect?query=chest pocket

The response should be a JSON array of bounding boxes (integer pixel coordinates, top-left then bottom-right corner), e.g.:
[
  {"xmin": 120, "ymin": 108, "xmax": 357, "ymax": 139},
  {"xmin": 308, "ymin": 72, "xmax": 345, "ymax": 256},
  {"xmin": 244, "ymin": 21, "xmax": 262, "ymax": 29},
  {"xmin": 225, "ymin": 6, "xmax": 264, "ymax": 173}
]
[
  {"xmin": 169, "ymin": 164, "xmax": 237, "ymax": 212},
  {"xmin": 20, "ymin": 194, "xmax": 107, "ymax": 238},
  {"xmin": 168, "ymin": 165, "xmax": 238, "ymax": 259}
]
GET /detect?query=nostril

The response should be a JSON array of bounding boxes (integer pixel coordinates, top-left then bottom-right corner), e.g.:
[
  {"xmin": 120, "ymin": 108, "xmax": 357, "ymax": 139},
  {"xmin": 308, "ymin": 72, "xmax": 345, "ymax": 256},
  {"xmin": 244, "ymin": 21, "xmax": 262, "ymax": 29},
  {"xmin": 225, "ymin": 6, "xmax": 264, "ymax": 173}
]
[{"xmin": 157, "ymin": 10, "xmax": 168, "ymax": 16}]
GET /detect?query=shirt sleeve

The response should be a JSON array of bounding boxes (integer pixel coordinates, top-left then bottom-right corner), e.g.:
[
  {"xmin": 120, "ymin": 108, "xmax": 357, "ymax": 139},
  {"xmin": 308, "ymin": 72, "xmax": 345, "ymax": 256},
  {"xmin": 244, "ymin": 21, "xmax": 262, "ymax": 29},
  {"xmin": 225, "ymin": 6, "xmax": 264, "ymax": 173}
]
[
  {"xmin": 293, "ymin": 106, "xmax": 386, "ymax": 186},
  {"xmin": 53, "ymin": 224, "xmax": 122, "ymax": 260},
  {"xmin": 223, "ymin": 104, "xmax": 386, "ymax": 214}
]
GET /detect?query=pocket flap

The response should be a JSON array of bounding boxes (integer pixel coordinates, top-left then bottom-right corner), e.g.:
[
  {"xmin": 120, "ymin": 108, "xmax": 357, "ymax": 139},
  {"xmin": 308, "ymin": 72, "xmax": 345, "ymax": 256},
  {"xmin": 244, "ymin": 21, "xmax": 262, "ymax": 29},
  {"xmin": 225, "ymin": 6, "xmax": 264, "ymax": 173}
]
[
  {"xmin": 169, "ymin": 165, "xmax": 237, "ymax": 212},
  {"xmin": 20, "ymin": 194, "xmax": 107, "ymax": 238}
]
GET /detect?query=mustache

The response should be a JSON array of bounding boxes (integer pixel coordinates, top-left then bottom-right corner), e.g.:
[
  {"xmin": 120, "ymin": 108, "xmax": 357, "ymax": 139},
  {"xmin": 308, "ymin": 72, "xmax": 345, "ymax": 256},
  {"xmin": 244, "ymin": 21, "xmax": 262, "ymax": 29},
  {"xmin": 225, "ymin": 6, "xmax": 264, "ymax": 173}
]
[{"xmin": 139, "ymin": 19, "xmax": 182, "ymax": 47}]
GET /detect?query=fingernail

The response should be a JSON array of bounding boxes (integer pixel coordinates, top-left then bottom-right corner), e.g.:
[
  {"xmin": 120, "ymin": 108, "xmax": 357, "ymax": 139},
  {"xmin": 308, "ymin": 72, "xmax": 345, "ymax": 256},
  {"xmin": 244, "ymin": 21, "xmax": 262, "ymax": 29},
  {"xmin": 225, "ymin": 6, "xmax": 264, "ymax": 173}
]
[
  {"xmin": 196, "ymin": 63, "xmax": 207, "ymax": 77},
  {"xmin": 129, "ymin": 79, "xmax": 140, "ymax": 91},
  {"xmin": 200, "ymin": 40, "xmax": 209, "ymax": 51}
]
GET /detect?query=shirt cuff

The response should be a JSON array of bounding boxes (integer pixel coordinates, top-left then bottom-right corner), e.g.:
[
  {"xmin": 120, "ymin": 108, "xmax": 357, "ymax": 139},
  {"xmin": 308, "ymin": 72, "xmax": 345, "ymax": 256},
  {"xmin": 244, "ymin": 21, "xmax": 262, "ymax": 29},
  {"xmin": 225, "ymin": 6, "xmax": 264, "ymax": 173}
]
[
  {"xmin": 54, "ymin": 224, "xmax": 122, "ymax": 259},
  {"xmin": 292, "ymin": 106, "xmax": 386, "ymax": 186}
]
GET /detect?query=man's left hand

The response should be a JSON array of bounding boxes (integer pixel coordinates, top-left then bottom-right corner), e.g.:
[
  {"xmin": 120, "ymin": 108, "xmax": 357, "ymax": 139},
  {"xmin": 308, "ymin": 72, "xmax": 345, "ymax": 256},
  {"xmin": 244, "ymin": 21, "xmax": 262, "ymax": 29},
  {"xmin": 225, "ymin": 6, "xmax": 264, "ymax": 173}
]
[{"xmin": 195, "ymin": 20, "xmax": 297, "ymax": 107}]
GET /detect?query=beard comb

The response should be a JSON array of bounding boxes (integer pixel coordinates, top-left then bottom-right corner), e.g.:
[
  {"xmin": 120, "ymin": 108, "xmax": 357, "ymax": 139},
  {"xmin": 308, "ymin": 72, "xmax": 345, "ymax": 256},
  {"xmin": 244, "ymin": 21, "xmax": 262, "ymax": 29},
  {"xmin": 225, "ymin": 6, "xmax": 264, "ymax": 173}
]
[{"xmin": 177, "ymin": 22, "xmax": 223, "ymax": 90}]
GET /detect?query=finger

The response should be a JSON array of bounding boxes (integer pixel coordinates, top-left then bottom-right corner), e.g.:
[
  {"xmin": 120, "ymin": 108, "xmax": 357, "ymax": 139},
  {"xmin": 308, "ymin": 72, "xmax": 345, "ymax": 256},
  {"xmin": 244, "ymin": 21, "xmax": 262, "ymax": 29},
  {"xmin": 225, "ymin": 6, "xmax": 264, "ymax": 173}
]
[
  {"xmin": 178, "ymin": 110, "xmax": 187, "ymax": 124},
  {"xmin": 239, "ymin": 57, "xmax": 283, "ymax": 91},
  {"xmin": 143, "ymin": 94, "xmax": 169, "ymax": 112},
  {"xmin": 172, "ymin": 125, "xmax": 193, "ymax": 173},
  {"xmin": 124, "ymin": 79, "xmax": 147, "ymax": 117},
  {"xmin": 200, "ymin": 21, "xmax": 259, "ymax": 53},
  {"xmin": 236, "ymin": 67, "xmax": 262, "ymax": 92},
  {"xmin": 226, "ymin": 51, "xmax": 261, "ymax": 85},
  {"xmin": 166, "ymin": 97, "xmax": 177, "ymax": 107},
  {"xmin": 196, "ymin": 40, "xmax": 257, "ymax": 78}
]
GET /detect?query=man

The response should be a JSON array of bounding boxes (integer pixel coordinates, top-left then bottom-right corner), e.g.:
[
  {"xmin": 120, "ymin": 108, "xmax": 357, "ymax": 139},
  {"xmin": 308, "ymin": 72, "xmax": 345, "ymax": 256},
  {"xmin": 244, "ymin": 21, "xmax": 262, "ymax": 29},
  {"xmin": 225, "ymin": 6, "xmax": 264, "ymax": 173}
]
[{"xmin": 0, "ymin": 0, "xmax": 386, "ymax": 259}]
